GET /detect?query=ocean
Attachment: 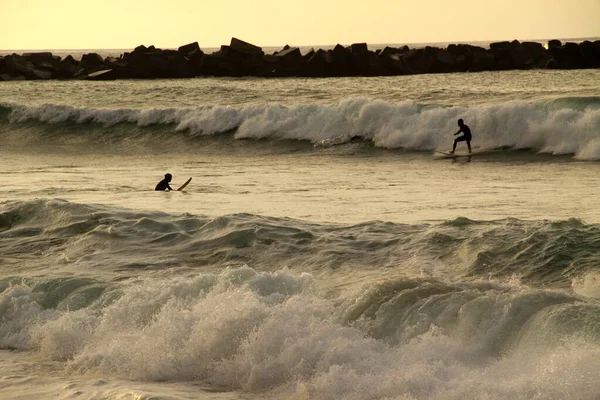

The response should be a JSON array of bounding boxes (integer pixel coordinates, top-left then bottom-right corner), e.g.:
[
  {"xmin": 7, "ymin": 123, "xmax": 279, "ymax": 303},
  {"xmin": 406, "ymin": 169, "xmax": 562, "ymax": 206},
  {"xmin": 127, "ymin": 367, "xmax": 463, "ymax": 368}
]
[{"xmin": 1, "ymin": 65, "xmax": 600, "ymax": 399}]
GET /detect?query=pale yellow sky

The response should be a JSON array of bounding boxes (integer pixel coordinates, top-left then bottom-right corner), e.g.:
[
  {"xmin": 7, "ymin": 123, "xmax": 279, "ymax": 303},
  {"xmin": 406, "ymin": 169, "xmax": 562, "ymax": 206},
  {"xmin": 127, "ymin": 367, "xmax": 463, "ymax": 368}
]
[{"xmin": 2, "ymin": 0, "xmax": 599, "ymax": 50}]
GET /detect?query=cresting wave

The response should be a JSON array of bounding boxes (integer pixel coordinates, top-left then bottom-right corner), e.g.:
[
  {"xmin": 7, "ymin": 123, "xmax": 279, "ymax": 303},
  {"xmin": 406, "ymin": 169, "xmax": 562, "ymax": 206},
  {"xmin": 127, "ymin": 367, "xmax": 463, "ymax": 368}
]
[
  {"xmin": 1, "ymin": 269, "xmax": 600, "ymax": 399},
  {"xmin": 2, "ymin": 200, "xmax": 600, "ymax": 399},
  {"xmin": 2, "ymin": 97, "xmax": 600, "ymax": 159},
  {"xmin": 2, "ymin": 199, "xmax": 600, "ymax": 289}
]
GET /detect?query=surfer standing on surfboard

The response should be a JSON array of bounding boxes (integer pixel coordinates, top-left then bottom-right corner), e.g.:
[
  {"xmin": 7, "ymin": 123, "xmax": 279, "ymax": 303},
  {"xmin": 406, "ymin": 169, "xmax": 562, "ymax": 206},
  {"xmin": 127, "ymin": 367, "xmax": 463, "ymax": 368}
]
[
  {"xmin": 450, "ymin": 119, "xmax": 472, "ymax": 154},
  {"xmin": 155, "ymin": 173, "xmax": 173, "ymax": 191}
]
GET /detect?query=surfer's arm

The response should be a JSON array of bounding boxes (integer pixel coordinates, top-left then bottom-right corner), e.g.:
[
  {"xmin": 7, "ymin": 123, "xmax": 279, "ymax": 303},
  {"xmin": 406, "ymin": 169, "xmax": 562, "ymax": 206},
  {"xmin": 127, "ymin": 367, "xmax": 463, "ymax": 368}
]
[{"xmin": 453, "ymin": 128, "xmax": 462, "ymax": 136}]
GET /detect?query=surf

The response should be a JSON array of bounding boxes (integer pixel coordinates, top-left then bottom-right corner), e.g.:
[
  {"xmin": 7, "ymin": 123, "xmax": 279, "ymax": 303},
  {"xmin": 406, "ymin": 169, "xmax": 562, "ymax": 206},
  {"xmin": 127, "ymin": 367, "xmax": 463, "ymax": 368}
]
[{"xmin": 2, "ymin": 97, "xmax": 600, "ymax": 159}]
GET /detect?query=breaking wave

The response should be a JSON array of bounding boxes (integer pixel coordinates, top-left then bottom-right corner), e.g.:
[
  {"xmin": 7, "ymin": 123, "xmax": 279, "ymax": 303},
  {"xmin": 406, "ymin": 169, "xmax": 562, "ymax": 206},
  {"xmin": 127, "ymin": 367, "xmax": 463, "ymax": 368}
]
[
  {"xmin": 2, "ymin": 199, "xmax": 600, "ymax": 399},
  {"xmin": 1, "ymin": 97, "xmax": 600, "ymax": 158}
]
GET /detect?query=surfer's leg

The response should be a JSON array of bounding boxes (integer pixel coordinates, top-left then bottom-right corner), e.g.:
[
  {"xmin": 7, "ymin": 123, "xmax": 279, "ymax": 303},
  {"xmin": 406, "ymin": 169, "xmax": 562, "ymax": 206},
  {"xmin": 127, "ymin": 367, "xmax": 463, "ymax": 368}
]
[
  {"xmin": 453, "ymin": 136, "xmax": 465, "ymax": 153},
  {"xmin": 467, "ymin": 140, "xmax": 472, "ymax": 153}
]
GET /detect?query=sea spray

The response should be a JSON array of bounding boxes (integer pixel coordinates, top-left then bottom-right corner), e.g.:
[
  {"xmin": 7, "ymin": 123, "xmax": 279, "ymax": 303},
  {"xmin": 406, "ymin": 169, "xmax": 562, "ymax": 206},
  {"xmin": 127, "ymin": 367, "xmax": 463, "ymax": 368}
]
[
  {"xmin": 1, "ymin": 268, "xmax": 599, "ymax": 399},
  {"xmin": 2, "ymin": 98, "xmax": 600, "ymax": 158}
]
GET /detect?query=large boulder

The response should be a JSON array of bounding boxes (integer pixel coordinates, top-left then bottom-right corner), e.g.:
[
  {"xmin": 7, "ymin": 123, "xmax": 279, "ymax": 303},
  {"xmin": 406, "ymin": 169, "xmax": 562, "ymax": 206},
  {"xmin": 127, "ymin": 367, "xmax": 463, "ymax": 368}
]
[
  {"xmin": 579, "ymin": 40, "xmax": 600, "ymax": 67},
  {"xmin": 230, "ymin": 37, "xmax": 264, "ymax": 57},
  {"xmin": 272, "ymin": 47, "xmax": 304, "ymax": 76},
  {"xmin": 547, "ymin": 39, "xmax": 562, "ymax": 49},
  {"xmin": 471, "ymin": 51, "xmax": 495, "ymax": 71},
  {"xmin": 123, "ymin": 47, "xmax": 194, "ymax": 78},
  {"xmin": 23, "ymin": 52, "xmax": 55, "ymax": 65},
  {"xmin": 57, "ymin": 55, "xmax": 80, "ymax": 78},
  {"xmin": 304, "ymin": 49, "xmax": 331, "ymax": 77},
  {"xmin": 330, "ymin": 44, "xmax": 351, "ymax": 75},
  {"xmin": 4, "ymin": 55, "xmax": 35, "ymax": 78},
  {"xmin": 81, "ymin": 53, "xmax": 105, "ymax": 71},
  {"xmin": 548, "ymin": 42, "xmax": 584, "ymax": 69},
  {"xmin": 435, "ymin": 49, "xmax": 456, "ymax": 71},
  {"xmin": 0, "ymin": 73, "xmax": 26, "ymax": 81},
  {"xmin": 217, "ymin": 45, "xmax": 268, "ymax": 76},
  {"xmin": 178, "ymin": 42, "xmax": 201, "ymax": 56},
  {"xmin": 378, "ymin": 52, "xmax": 405, "ymax": 74},
  {"xmin": 87, "ymin": 69, "xmax": 118, "ymax": 80},
  {"xmin": 522, "ymin": 41, "xmax": 549, "ymax": 67},
  {"xmin": 198, "ymin": 52, "xmax": 238, "ymax": 76},
  {"xmin": 350, "ymin": 43, "xmax": 368, "ymax": 55}
]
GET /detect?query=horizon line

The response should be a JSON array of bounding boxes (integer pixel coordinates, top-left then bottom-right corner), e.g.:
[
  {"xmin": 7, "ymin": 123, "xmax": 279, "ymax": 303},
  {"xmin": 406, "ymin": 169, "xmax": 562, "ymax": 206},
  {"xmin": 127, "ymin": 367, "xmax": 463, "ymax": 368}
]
[{"xmin": 1, "ymin": 35, "xmax": 599, "ymax": 53}]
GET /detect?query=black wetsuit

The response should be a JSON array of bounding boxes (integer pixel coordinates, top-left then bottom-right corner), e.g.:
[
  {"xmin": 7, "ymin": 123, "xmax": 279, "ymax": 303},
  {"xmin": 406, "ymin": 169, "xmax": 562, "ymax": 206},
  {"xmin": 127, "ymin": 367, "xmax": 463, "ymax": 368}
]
[
  {"xmin": 455, "ymin": 124, "xmax": 472, "ymax": 143},
  {"xmin": 453, "ymin": 124, "xmax": 472, "ymax": 152},
  {"xmin": 155, "ymin": 179, "xmax": 173, "ymax": 191}
]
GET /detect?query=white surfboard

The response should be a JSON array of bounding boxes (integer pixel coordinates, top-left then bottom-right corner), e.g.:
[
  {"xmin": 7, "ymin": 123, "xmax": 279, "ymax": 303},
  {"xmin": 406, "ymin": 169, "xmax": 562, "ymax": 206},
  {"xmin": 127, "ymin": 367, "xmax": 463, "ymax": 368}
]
[
  {"xmin": 434, "ymin": 151, "xmax": 480, "ymax": 159},
  {"xmin": 177, "ymin": 177, "xmax": 192, "ymax": 191}
]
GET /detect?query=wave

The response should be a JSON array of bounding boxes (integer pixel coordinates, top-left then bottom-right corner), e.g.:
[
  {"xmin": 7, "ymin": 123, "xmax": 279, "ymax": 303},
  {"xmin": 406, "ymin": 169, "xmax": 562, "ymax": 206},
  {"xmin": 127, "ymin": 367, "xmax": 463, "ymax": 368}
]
[
  {"xmin": 2, "ymin": 97, "xmax": 600, "ymax": 159},
  {"xmin": 2, "ymin": 199, "xmax": 600, "ymax": 398},
  {"xmin": 1, "ymin": 267, "xmax": 600, "ymax": 398},
  {"xmin": 2, "ymin": 199, "xmax": 600, "ymax": 289}
]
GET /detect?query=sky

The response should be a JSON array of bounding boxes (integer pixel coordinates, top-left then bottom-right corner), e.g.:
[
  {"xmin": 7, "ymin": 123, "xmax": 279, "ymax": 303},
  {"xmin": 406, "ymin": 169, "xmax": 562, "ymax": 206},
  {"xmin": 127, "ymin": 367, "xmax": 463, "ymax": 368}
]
[{"xmin": 2, "ymin": 0, "xmax": 600, "ymax": 50}]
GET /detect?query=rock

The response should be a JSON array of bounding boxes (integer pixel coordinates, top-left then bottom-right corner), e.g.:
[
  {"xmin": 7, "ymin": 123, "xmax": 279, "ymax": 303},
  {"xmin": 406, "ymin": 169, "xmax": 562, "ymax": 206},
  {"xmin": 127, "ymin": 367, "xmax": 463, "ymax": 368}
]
[
  {"xmin": 230, "ymin": 37, "xmax": 264, "ymax": 57},
  {"xmin": 271, "ymin": 47, "xmax": 304, "ymax": 76},
  {"xmin": 171, "ymin": 54, "xmax": 194, "ymax": 78},
  {"xmin": 380, "ymin": 46, "xmax": 403, "ymax": 58},
  {"xmin": 547, "ymin": 39, "xmax": 562, "ymax": 49},
  {"xmin": 303, "ymin": 48, "xmax": 315, "ymax": 60},
  {"xmin": 35, "ymin": 61, "xmax": 59, "ymax": 73},
  {"xmin": 33, "ymin": 69, "xmax": 53, "ymax": 79},
  {"xmin": 178, "ymin": 42, "xmax": 201, "ymax": 55},
  {"xmin": 549, "ymin": 42, "xmax": 584, "ymax": 69},
  {"xmin": 305, "ymin": 49, "xmax": 331, "ymax": 77},
  {"xmin": 489, "ymin": 41, "xmax": 515, "ymax": 69},
  {"xmin": 378, "ymin": 52, "xmax": 404, "ymax": 74},
  {"xmin": 22, "ymin": 52, "xmax": 56, "ymax": 68},
  {"xmin": 4, "ymin": 55, "xmax": 35, "ymax": 78},
  {"xmin": 435, "ymin": 49, "xmax": 456, "ymax": 70},
  {"xmin": 263, "ymin": 54, "xmax": 279, "ymax": 64},
  {"xmin": 276, "ymin": 47, "xmax": 302, "ymax": 60},
  {"xmin": 330, "ymin": 44, "xmax": 351, "ymax": 75},
  {"xmin": 56, "ymin": 56, "xmax": 80, "ymax": 78},
  {"xmin": 104, "ymin": 56, "xmax": 127, "ymax": 68},
  {"xmin": 0, "ymin": 73, "xmax": 25, "ymax": 81},
  {"xmin": 87, "ymin": 69, "xmax": 118, "ymax": 80},
  {"xmin": 579, "ymin": 40, "xmax": 600, "ymax": 67},
  {"xmin": 471, "ymin": 51, "xmax": 495, "ymax": 71},
  {"xmin": 522, "ymin": 41, "xmax": 548, "ymax": 66},
  {"xmin": 350, "ymin": 43, "xmax": 368, "ymax": 55},
  {"xmin": 199, "ymin": 53, "xmax": 238, "ymax": 76},
  {"xmin": 405, "ymin": 46, "xmax": 441, "ymax": 73},
  {"xmin": 81, "ymin": 53, "xmax": 104, "ymax": 68}
]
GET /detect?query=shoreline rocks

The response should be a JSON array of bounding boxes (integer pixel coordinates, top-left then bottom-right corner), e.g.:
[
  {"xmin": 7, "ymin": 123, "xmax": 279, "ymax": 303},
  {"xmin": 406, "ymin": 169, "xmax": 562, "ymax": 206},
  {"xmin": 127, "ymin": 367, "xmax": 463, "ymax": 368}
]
[{"xmin": 1, "ymin": 37, "xmax": 599, "ymax": 81}]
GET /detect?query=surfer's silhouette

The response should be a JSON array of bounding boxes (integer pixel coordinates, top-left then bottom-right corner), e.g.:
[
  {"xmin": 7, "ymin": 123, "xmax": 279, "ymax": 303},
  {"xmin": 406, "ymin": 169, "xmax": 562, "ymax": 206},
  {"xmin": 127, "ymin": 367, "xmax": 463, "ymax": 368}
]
[
  {"xmin": 450, "ymin": 119, "xmax": 472, "ymax": 154},
  {"xmin": 155, "ymin": 173, "xmax": 173, "ymax": 191}
]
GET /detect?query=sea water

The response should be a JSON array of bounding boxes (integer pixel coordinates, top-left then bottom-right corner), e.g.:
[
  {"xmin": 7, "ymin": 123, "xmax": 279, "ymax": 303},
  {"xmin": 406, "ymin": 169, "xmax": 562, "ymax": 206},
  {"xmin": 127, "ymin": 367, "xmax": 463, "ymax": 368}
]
[{"xmin": 1, "ymin": 67, "xmax": 600, "ymax": 399}]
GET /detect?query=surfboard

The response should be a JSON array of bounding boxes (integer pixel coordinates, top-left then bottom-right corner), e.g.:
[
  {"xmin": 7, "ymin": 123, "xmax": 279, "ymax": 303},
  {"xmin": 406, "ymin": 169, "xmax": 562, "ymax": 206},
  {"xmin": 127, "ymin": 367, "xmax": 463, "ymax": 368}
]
[
  {"xmin": 434, "ymin": 151, "xmax": 480, "ymax": 159},
  {"xmin": 177, "ymin": 177, "xmax": 192, "ymax": 191}
]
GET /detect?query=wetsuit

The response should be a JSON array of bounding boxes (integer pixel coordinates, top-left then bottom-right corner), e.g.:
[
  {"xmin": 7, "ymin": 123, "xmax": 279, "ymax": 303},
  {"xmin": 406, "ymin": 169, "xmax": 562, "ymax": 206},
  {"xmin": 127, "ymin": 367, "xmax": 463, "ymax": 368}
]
[
  {"xmin": 453, "ymin": 124, "xmax": 472, "ymax": 152},
  {"xmin": 155, "ymin": 179, "xmax": 173, "ymax": 191}
]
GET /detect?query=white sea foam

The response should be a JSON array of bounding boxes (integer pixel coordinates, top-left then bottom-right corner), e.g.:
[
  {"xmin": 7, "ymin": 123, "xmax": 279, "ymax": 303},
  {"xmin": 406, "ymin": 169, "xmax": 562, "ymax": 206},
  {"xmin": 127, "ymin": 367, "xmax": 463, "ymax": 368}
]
[
  {"xmin": 4, "ymin": 98, "xmax": 600, "ymax": 158},
  {"xmin": 1, "ymin": 267, "xmax": 599, "ymax": 399}
]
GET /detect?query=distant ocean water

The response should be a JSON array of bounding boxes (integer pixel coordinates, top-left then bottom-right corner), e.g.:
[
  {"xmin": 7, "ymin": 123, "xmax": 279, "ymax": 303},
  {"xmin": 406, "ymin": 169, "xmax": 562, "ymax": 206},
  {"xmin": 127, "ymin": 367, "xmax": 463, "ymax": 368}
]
[
  {"xmin": 1, "ymin": 53, "xmax": 600, "ymax": 399},
  {"xmin": 2, "ymin": 36, "xmax": 599, "ymax": 59}
]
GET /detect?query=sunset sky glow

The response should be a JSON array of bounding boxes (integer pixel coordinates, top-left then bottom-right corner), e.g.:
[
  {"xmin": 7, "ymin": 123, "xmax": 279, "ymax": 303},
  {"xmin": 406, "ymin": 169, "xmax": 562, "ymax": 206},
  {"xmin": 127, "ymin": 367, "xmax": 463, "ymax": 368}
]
[{"xmin": 3, "ymin": 0, "xmax": 600, "ymax": 50}]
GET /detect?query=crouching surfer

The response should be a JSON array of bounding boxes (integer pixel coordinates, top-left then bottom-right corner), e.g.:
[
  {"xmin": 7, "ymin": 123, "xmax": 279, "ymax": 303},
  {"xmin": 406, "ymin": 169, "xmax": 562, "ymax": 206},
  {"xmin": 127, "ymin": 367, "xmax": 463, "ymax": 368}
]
[{"xmin": 450, "ymin": 119, "xmax": 472, "ymax": 154}]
